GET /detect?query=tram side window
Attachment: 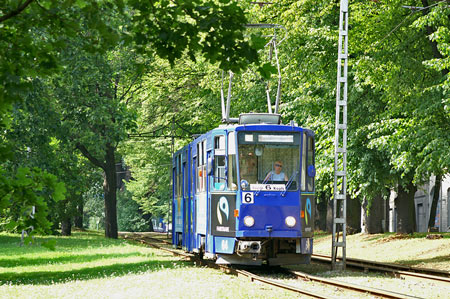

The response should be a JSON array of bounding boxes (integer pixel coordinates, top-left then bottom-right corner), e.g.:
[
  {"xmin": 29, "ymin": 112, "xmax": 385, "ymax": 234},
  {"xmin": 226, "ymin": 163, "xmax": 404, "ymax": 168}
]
[
  {"xmin": 214, "ymin": 136, "xmax": 226, "ymax": 190},
  {"xmin": 173, "ymin": 166, "xmax": 177, "ymax": 197},
  {"xmin": 203, "ymin": 143, "xmax": 207, "ymax": 192},
  {"xmin": 306, "ymin": 136, "xmax": 315, "ymax": 192},
  {"xmin": 192, "ymin": 157, "xmax": 197, "ymax": 193},
  {"xmin": 227, "ymin": 131, "xmax": 237, "ymax": 191},
  {"xmin": 196, "ymin": 144, "xmax": 201, "ymax": 193},
  {"xmin": 177, "ymin": 156, "xmax": 182, "ymax": 197},
  {"xmin": 301, "ymin": 133, "xmax": 307, "ymax": 192},
  {"xmin": 183, "ymin": 162, "xmax": 188, "ymax": 198},
  {"xmin": 196, "ymin": 141, "xmax": 206, "ymax": 193}
]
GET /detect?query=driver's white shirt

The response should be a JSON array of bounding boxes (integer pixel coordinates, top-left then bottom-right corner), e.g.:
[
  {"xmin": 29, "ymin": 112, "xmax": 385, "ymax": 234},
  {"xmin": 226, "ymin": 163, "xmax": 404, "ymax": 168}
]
[{"xmin": 268, "ymin": 171, "xmax": 285, "ymax": 181}]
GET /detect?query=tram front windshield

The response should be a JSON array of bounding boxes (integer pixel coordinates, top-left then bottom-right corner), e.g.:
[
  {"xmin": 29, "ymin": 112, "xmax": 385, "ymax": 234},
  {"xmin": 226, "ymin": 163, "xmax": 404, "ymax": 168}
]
[{"xmin": 238, "ymin": 132, "xmax": 300, "ymax": 191}]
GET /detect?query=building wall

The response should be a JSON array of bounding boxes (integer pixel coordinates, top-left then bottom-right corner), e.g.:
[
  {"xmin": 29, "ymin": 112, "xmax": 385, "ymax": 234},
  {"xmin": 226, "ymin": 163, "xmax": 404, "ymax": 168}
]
[
  {"xmin": 441, "ymin": 175, "xmax": 450, "ymax": 232},
  {"xmin": 389, "ymin": 190, "xmax": 397, "ymax": 233},
  {"xmin": 388, "ymin": 175, "xmax": 450, "ymax": 233}
]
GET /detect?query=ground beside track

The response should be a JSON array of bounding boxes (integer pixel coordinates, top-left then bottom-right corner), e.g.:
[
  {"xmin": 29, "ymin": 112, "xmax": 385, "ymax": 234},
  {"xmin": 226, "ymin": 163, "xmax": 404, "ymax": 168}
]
[
  {"xmin": 313, "ymin": 232, "xmax": 450, "ymax": 271},
  {"xmin": 135, "ymin": 231, "xmax": 450, "ymax": 299},
  {"xmin": 0, "ymin": 231, "xmax": 297, "ymax": 299},
  {"xmin": 3, "ymin": 231, "xmax": 447, "ymax": 299}
]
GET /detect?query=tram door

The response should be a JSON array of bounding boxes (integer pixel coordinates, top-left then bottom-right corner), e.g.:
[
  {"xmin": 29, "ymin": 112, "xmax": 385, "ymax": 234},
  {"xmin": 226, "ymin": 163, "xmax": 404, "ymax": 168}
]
[
  {"xmin": 300, "ymin": 132, "xmax": 315, "ymax": 237},
  {"xmin": 182, "ymin": 158, "xmax": 188, "ymax": 249},
  {"xmin": 210, "ymin": 135, "xmax": 236, "ymax": 234},
  {"xmin": 191, "ymin": 156, "xmax": 197, "ymax": 251},
  {"xmin": 173, "ymin": 154, "xmax": 183, "ymax": 246}
]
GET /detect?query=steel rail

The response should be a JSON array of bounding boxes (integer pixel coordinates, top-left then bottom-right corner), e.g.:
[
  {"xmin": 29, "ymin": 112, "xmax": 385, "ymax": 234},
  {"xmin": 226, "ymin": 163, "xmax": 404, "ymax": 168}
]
[
  {"xmin": 285, "ymin": 269, "xmax": 421, "ymax": 299},
  {"xmin": 312, "ymin": 253, "xmax": 450, "ymax": 283},
  {"xmin": 235, "ymin": 269, "xmax": 331, "ymax": 299},
  {"xmin": 121, "ymin": 233, "xmax": 424, "ymax": 299},
  {"xmin": 121, "ymin": 233, "xmax": 334, "ymax": 298}
]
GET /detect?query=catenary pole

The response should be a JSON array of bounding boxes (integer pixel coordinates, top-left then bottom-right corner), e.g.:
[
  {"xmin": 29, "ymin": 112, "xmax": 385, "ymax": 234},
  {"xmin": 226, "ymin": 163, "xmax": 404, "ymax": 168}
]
[{"xmin": 332, "ymin": 0, "xmax": 349, "ymax": 271}]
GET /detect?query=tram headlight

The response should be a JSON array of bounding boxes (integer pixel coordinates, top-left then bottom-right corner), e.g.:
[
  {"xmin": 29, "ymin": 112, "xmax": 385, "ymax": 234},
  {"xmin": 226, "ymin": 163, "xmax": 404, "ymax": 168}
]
[
  {"xmin": 285, "ymin": 216, "xmax": 296, "ymax": 227},
  {"xmin": 243, "ymin": 216, "xmax": 255, "ymax": 227}
]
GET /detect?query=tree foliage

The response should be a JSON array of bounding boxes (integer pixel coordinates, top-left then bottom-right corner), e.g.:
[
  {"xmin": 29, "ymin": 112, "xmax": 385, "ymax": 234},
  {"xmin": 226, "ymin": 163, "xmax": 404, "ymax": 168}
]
[{"xmin": 1, "ymin": 0, "xmax": 449, "ymax": 236}]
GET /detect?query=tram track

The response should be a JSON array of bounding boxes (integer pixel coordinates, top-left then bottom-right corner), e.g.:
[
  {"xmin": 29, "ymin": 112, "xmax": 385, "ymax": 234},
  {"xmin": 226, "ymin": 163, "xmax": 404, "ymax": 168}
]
[
  {"xmin": 311, "ymin": 253, "xmax": 450, "ymax": 285},
  {"xmin": 120, "ymin": 233, "xmax": 425, "ymax": 299},
  {"xmin": 282, "ymin": 268, "xmax": 420, "ymax": 299}
]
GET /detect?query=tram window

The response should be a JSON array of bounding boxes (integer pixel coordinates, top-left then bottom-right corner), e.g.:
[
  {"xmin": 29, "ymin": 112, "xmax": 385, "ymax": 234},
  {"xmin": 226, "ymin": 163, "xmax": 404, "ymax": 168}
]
[
  {"xmin": 196, "ymin": 141, "xmax": 206, "ymax": 193},
  {"xmin": 202, "ymin": 144, "xmax": 207, "ymax": 192},
  {"xmin": 183, "ymin": 162, "xmax": 188, "ymax": 197},
  {"xmin": 177, "ymin": 156, "xmax": 182, "ymax": 197},
  {"xmin": 214, "ymin": 136, "xmax": 226, "ymax": 190},
  {"xmin": 215, "ymin": 135, "xmax": 226, "ymax": 155},
  {"xmin": 173, "ymin": 167, "xmax": 177, "ymax": 197},
  {"xmin": 301, "ymin": 133, "xmax": 306, "ymax": 192},
  {"xmin": 193, "ymin": 157, "xmax": 197, "ymax": 194},
  {"xmin": 306, "ymin": 136, "xmax": 315, "ymax": 192},
  {"xmin": 237, "ymin": 132, "xmax": 300, "ymax": 190},
  {"xmin": 227, "ymin": 131, "xmax": 237, "ymax": 190},
  {"xmin": 214, "ymin": 156, "xmax": 226, "ymax": 190},
  {"xmin": 196, "ymin": 143, "xmax": 201, "ymax": 193}
]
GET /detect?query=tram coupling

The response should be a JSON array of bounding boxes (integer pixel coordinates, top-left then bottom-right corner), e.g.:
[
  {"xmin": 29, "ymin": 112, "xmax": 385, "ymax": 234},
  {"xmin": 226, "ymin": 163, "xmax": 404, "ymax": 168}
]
[{"xmin": 237, "ymin": 241, "xmax": 261, "ymax": 254}]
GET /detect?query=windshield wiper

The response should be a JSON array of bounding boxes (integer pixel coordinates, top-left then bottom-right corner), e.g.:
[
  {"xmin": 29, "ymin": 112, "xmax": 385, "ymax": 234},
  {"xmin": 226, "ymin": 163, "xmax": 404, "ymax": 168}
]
[
  {"xmin": 282, "ymin": 171, "xmax": 298, "ymax": 197},
  {"xmin": 256, "ymin": 173, "xmax": 271, "ymax": 196}
]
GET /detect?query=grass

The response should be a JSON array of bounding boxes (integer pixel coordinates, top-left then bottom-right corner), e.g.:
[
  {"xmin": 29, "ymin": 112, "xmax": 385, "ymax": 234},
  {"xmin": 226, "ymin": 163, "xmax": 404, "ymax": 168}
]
[
  {"xmin": 0, "ymin": 231, "xmax": 298, "ymax": 299},
  {"xmin": 2, "ymin": 231, "xmax": 449, "ymax": 298},
  {"xmin": 313, "ymin": 231, "xmax": 450, "ymax": 271},
  {"xmin": 0, "ymin": 231, "xmax": 185, "ymax": 285}
]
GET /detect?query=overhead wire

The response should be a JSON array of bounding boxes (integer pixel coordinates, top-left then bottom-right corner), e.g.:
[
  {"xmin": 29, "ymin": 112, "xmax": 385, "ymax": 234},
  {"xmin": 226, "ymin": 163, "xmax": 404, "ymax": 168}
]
[{"xmin": 370, "ymin": 0, "xmax": 448, "ymax": 50}]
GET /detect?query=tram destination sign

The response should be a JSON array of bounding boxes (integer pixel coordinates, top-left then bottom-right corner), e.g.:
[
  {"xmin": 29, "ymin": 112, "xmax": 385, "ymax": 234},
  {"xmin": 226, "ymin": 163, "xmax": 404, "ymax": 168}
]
[{"xmin": 250, "ymin": 184, "xmax": 286, "ymax": 191}]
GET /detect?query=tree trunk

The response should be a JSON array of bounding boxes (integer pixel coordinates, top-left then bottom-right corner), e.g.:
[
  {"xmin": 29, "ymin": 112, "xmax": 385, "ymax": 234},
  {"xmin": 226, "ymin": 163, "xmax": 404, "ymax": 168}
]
[
  {"xmin": 142, "ymin": 212, "xmax": 154, "ymax": 232},
  {"xmin": 61, "ymin": 218, "xmax": 72, "ymax": 236},
  {"xmin": 149, "ymin": 217, "xmax": 154, "ymax": 232},
  {"xmin": 362, "ymin": 195, "xmax": 384, "ymax": 234},
  {"xmin": 428, "ymin": 175, "xmax": 442, "ymax": 230},
  {"xmin": 396, "ymin": 183, "xmax": 417, "ymax": 234},
  {"xmin": 104, "ymin": 144, "xmax": 118, "ymax": 239},
  {"xmin": 347, "ymin": 196, "xmax": 361, "ymax": 234},
  {"xmin": 74, "ymin": 195, "xmax": 84, "ymax": 229},
  {"xmin": 316, "ymin": 195, "xmax": 328, "ymax": 231},
  {"xmin": 75, "ymin": 142, "xmax": 118, "ymax": 238},
  {"xmin": 326, "ymin": 199, "xmax": 333, "ymax": 233}
]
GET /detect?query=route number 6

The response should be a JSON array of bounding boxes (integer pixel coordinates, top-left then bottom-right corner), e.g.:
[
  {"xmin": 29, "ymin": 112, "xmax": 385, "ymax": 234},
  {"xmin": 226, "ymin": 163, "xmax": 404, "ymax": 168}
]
[{"xmin": 242, "ymin": 192, "xmax": 254, "ymax": 204}]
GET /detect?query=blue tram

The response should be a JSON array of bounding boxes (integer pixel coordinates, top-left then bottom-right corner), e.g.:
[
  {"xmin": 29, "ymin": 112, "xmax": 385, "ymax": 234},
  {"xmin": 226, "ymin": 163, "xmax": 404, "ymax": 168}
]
[{"xmin": 172, "ymin": 113, "xmax": 315, "ymax": 265}]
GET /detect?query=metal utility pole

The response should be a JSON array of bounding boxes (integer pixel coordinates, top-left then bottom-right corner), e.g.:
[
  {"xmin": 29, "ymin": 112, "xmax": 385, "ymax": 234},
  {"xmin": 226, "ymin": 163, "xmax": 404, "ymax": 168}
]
[{"xmin": 332, "ymin": 0, "xmax": 348, "ymax": 271}]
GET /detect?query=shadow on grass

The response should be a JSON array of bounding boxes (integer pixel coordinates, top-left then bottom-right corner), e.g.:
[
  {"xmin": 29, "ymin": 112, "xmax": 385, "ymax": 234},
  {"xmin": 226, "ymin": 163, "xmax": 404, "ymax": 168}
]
[
  {"xmin": 0, "ymin": 252, "xmax": 146, "ymax": 268},
  {"xmin": 0, "ymin": 259, "xmax": 192, "ymax": 285},
  {"xmin": 0, "ymin": 234, "xmax": 130, "ymax": 257},
  {"xmin": 395, "ymin": 254, "xmax": 450, "ymax": 266}
]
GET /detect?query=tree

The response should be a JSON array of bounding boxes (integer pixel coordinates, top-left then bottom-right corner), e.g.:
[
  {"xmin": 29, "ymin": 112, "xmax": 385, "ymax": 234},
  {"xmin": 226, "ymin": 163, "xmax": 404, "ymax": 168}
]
[
  {"xmin": 349, "ymin": 1, "xmax": 449, "ymax": 233},
  {"xmin": 52, "ymin": 42, "xmax": 139, "ymax": 238},
  {"xmin": 2, "ymin": 77, "xmax": 102, "ymax": 236},
  {"xmin": 117, "ymin": 188, "xmax": 149, "ymax": 232},
  {"xmin": 0, "ymin": 0, "xmax": 122, "ymax": 234},
  {"xmin": 247, "ymin": 0, "xmax": 449, "ymax": 234}
]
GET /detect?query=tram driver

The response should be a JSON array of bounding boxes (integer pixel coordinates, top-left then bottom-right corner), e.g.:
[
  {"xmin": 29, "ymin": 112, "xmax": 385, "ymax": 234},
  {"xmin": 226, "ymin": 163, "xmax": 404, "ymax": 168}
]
[{"xmin": 264, "ymin": 160, "xmax": 288, "ymax": 181}]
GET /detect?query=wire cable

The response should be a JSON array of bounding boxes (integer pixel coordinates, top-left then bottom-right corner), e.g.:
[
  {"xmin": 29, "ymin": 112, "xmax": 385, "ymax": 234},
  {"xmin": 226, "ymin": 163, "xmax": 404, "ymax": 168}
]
[{"xmin": 370, "ymin": 0, "xmax": 448, "ymax": 50}]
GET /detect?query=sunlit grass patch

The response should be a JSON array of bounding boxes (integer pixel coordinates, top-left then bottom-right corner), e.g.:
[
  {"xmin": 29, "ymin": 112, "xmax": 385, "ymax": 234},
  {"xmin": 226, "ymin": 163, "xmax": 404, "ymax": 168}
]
[
  {"xmin": 1, "ymin": 265, "xmax": 298, "ymax": 299},
  {"xmin": 0, "ymin": 232, "xmax": 298, "ymax": 298},
  {"xmin": 313, "ymin": 232, "xmax": 450, "ymax": 271},
  {"xmin": 0, "ymin": 231, "xmax": 187, "ymax": 285}
]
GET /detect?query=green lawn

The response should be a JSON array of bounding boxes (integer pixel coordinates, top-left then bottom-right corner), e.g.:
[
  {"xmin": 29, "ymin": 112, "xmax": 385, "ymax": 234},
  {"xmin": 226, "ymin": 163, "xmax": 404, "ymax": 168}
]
[{"xmin": 0, "ymin": 231, "xmax": 297, "ymax": 298}]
